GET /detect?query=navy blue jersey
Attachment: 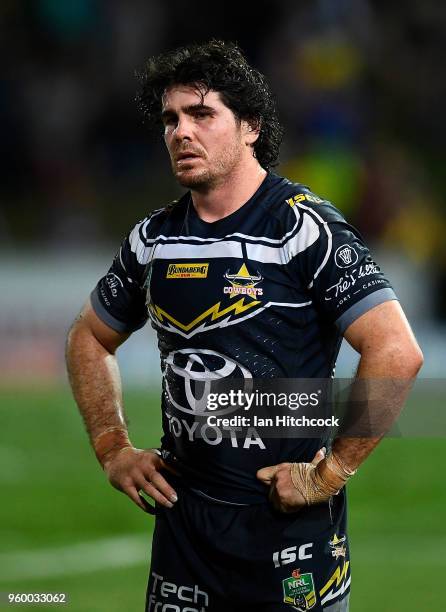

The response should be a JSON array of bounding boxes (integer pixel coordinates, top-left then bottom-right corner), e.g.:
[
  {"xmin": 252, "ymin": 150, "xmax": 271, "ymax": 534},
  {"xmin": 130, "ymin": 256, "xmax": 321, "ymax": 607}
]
[{"xmin": 92, "ymin": 173, "xmax": 396, "ymax": 503}]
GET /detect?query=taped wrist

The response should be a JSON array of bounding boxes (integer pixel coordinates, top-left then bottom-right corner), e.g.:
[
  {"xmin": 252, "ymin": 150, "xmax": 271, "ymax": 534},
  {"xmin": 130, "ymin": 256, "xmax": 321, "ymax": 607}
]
[
  {"xmin": 324, "ymin": 451, "xmax": 357, "ymax": 481},
  {"xmin": 290, "ymin": 452, "xmax": 357, "ymax": 505},
  {"xmin": 93, "ymin": 426, "xmax": 132, "ymax": 468}
]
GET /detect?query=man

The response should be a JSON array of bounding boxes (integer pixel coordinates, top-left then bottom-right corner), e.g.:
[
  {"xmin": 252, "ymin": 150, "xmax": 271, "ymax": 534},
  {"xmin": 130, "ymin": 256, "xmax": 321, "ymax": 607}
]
[{"xmin": 66, "ymin": 41, "xmax": 423, "ymax": 611}]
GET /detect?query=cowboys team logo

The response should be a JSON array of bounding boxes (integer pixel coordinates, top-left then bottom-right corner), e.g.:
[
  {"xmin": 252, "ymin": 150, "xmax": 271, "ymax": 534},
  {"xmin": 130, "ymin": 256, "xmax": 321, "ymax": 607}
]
[
  {"xmin": 328, "ymin": 534, "xmax": 347, "ymax": 559},
  {"xmin": 282, "ymin": 568, "xmax": 316, "ymax": 610},
  {"xmin": 148, "ymin": 259, "xmax": 266, "ymax": 338},
  {"xmin": 223, "ymin": 263, "xmax": 263, "ymax": 297},
  {"xmin": 334, "ymin": 244, "xmax": 359, "ymax": 269},
  {"xmin": 163, "ymin": 348, "xmax": 252, "ymax": 416}
]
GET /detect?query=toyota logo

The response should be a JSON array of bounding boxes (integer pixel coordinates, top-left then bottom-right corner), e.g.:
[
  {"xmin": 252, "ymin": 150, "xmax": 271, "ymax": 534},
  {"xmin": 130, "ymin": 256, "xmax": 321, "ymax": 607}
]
[{"xmin": 163, "ymin": 348, "xmax": 252, "ymax": 415}]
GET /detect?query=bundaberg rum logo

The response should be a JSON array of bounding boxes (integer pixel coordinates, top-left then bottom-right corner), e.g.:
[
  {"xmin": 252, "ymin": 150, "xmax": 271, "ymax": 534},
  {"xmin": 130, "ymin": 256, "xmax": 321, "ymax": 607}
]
[{"xmin": 166, "ymin": 263, "xmax": 209, "ymax": 278}]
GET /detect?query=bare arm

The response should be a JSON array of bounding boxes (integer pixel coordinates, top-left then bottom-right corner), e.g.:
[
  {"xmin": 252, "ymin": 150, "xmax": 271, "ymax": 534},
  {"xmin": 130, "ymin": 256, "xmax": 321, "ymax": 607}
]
[
  {"xmin": 330, "ymin": 300, "xmax": 423, "ymax": 468},
  {"xmin": 257, "ymin": 300, "xmax": 423, "ymax": 512},
  {"xmin": 66, "ymin": 300, "xmax": 178, "ymax": 512},
  {"xmin": 66, "ymin": 299, "xmax": 130, "ymax": 440}
]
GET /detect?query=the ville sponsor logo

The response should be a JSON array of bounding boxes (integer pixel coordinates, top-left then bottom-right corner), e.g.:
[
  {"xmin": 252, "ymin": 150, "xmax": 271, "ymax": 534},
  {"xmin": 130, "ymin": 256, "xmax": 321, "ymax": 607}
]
[
  {"xmin": 324, "ymin": 263, "xmax": 381, "ymax": 302},
  {"xmin": 166, "ymin": 262, "xmax": 209, "ymax": 278},
  {"xmin": 334, "ymin": 244, "xmax": 359, "ymax": 269},
  {"xmin": 223, "ymin": 263, "xmax": 263, "ymax": 297}
]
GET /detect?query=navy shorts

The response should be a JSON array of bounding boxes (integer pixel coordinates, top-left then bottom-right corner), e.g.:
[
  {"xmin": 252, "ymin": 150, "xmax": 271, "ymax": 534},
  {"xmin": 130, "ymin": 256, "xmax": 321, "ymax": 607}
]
[{"xmin": 145, "ymin": 481, "xmax": 351, "ymax": 612}]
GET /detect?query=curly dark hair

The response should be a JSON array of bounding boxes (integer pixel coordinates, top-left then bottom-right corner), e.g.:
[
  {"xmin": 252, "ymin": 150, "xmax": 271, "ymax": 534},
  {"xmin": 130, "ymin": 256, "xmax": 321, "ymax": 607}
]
[{"xmin": 136, "ymin": 40, "xmax": 284, "ymax": 170}]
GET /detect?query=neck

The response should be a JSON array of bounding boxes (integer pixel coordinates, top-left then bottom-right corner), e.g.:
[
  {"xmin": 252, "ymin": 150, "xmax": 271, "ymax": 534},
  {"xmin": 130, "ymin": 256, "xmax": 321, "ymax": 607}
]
[{"xmin": 190, "ymin": 160, "xmax": 267, "ymax": 223}]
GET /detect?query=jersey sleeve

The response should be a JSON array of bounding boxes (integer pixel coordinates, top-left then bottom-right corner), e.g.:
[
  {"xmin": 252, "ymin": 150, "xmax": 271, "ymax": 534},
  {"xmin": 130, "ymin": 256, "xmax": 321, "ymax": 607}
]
[
  {"xmin": 90, "ymin": 226, "xmax": 149, "ymax": 333},
  {"xmin": 296, "ymin": 198, "xmax": 398, "ymax": 334}
]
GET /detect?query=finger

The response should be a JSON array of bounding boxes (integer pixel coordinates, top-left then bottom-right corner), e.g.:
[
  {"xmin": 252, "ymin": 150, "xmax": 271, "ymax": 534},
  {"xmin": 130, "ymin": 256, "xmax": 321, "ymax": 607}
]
[
  {"xmin": 160, "ymin": 459, "xmax": 181, "ymax": 477},
  {"xmin": 138, "ymin": 479, "xmax": 174, "ymax": 509},
  {"xmin": 256, "ymin": 464, "xmax": 280, "ymax": 483},
  {"xmin": 268, "ymin": 482, "xmax": 277, "ymax": 504},
  {"xmin": 138, "ymin": 494, "xmax": 157, "ymax": 515},
  {"xmin": 269, "ymin": 485, "xmax": 286, "ymax": 513},
  {"xmin": 311, "ymin": 447, "xmax": 326, "ymax": 466},
  {"xmin": 124, "ymin": 484, "xmax": 154, "ymax": 513},
  {"xmin": 150, "ymin": 471, "xmax": 178, "ymax": 503},
  {"xmin": 151, "ymin": 449, "xmax": 182, "ymax": 476}
]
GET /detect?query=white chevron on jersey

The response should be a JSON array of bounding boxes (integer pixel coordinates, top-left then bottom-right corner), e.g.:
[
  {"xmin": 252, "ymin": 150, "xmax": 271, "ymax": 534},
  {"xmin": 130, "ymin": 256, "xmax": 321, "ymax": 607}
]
[{"xmin": 129, "ymin": 209, "xmax": 321, "ymax": 266}]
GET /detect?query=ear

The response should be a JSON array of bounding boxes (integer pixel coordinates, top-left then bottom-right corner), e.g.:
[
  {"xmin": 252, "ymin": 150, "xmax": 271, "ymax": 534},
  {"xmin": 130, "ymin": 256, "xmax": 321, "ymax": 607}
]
[{"xmin": 242, "ymin": 118, "xmax": 260, "ymax": 146}]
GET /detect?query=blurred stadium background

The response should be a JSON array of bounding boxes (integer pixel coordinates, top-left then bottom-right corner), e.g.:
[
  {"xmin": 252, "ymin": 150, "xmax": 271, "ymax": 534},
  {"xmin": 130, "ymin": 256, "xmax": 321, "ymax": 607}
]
[{"xmin": 1, "ymin": 1, "xmax": 445, "ymax": 610}]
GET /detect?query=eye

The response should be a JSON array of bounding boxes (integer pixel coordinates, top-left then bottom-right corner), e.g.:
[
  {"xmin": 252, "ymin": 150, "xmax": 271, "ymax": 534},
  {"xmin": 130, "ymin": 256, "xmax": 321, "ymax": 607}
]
[
  {"xmin": 194, "ymin": 110, "xmax": 212, "ymax": 120},
  {"xmin": 162, "ymin": 114, "xmax": 177, "ymax": 128}
]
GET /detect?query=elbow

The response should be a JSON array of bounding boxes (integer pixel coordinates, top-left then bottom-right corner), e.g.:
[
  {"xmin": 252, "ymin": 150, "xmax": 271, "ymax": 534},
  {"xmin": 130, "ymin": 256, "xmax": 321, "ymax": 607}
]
[
  {"xmin": 388, "ymin": 340, "xmax": 424, "ymax": 378},
  {"xmin": 362, "ymin": 339, "xmax": 424, "ymax": 378},
  {"xmin": 66, "ymin": 315, "xmax": 82, "ymax": 345},
  {"xmin": 65, "ymin": 319, "xmax": 81, "ymax": 364},
  {"xmin": 65, "ymin": 316, "xmax": 92, "ymax": 364},
  {"xmin": 408, "ymin": 344, "xmax": 424, "ymax": 376}
]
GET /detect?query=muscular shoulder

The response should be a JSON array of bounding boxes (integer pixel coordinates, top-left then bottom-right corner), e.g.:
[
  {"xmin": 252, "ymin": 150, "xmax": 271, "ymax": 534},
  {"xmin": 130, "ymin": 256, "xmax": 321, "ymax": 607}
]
[
  {"xmin": 262, "ymin": 175, "xmax": 347, "ymax": 232},
  {"xmin": 127, "ymin": 196, "xmax": 188, "ymax": 265}
]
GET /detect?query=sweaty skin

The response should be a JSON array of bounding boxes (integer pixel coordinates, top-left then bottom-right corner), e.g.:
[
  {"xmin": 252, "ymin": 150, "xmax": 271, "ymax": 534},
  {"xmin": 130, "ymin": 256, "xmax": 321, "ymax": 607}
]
[
  {"xmin": 256, "ymin": 300, "xmax": 423, "ymax": 512},
  {"xmin": 67, "ymin": 85, "xmax": 423, "ymax": 514},
  {"xmin": 66, "ymin": 86, "xmax": 268, "ymax": 512},
  {"xmin": 66, "ymin": 303, "xmax": 178, "ymax": 513},
  {"xmin": 162, "ymin": 85, "xmax": 266, "ymax": 221}
]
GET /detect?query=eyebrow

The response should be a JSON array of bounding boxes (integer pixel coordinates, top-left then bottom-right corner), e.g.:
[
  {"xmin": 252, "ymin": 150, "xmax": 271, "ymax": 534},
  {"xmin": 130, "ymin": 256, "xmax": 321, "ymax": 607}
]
[{"xmin": 161, "ymin": 103, "xmax": 215, "ymax": 120}]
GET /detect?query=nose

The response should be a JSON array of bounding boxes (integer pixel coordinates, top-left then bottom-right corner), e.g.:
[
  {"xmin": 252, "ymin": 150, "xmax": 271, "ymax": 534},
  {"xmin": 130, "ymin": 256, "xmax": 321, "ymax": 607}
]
[{"xmin": 173, "ymin": 116, "xmax": 193, "ymax": 141}]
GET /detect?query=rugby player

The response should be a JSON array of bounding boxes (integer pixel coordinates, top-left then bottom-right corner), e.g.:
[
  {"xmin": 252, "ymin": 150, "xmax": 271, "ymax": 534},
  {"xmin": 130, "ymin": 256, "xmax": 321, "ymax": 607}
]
[{"xmin": 66, "ymin": 41, "xmax": 423, "ymax": 611}]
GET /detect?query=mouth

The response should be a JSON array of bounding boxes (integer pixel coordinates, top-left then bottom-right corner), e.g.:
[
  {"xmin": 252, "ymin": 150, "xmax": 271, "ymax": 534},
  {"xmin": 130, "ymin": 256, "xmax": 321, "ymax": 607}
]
[{"xmin": 175, "ymin": 152, "xmax": 201, "ymax": 163}]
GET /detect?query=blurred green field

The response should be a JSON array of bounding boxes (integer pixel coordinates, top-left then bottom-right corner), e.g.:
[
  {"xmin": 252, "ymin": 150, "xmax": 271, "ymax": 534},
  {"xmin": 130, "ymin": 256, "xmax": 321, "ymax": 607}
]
[{"xmin": 0, "ymin": 387, "xmax": 445, "ymax": 611}]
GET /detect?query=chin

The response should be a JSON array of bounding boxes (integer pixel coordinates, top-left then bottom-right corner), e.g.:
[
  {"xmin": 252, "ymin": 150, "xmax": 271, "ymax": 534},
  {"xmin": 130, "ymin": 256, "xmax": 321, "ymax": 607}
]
[{"xmin": 176, "ymin": 169, "xmax": 214, "ymax": 190}]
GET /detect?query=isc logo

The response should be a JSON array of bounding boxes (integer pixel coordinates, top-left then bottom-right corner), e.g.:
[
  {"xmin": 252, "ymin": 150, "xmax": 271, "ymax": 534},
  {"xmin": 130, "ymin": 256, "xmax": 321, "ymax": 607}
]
[{"xmin": 272, "ymin": 543, "xmax": 313, "ymax": 568}]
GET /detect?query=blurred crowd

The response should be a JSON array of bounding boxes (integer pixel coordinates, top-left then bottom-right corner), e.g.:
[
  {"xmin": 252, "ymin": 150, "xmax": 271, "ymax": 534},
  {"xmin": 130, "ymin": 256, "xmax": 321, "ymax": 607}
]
[{"xmin": 1, "ymin": 0, "xmax": 446, "ymax": 318}]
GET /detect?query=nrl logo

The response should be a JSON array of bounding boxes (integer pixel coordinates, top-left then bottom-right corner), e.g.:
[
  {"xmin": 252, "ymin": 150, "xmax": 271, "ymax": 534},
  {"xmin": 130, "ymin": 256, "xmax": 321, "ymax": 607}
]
[
  {"xmin": 282, "ymin": 569, "xmax": 316, "ymax": 611},
  {"xmin": 223, "ymin": 263, "xmax": 263, "ymax": 297},
  {"xmin": 328, "ymin": 534, "xmax": 347, "ymax": 559}
]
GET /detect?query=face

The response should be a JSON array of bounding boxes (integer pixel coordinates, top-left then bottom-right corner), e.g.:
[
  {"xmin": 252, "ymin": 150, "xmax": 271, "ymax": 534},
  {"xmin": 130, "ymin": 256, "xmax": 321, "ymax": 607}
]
[{"xmin": 162, "ymin": 84, "xmax": 253, "ymax": 190}]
